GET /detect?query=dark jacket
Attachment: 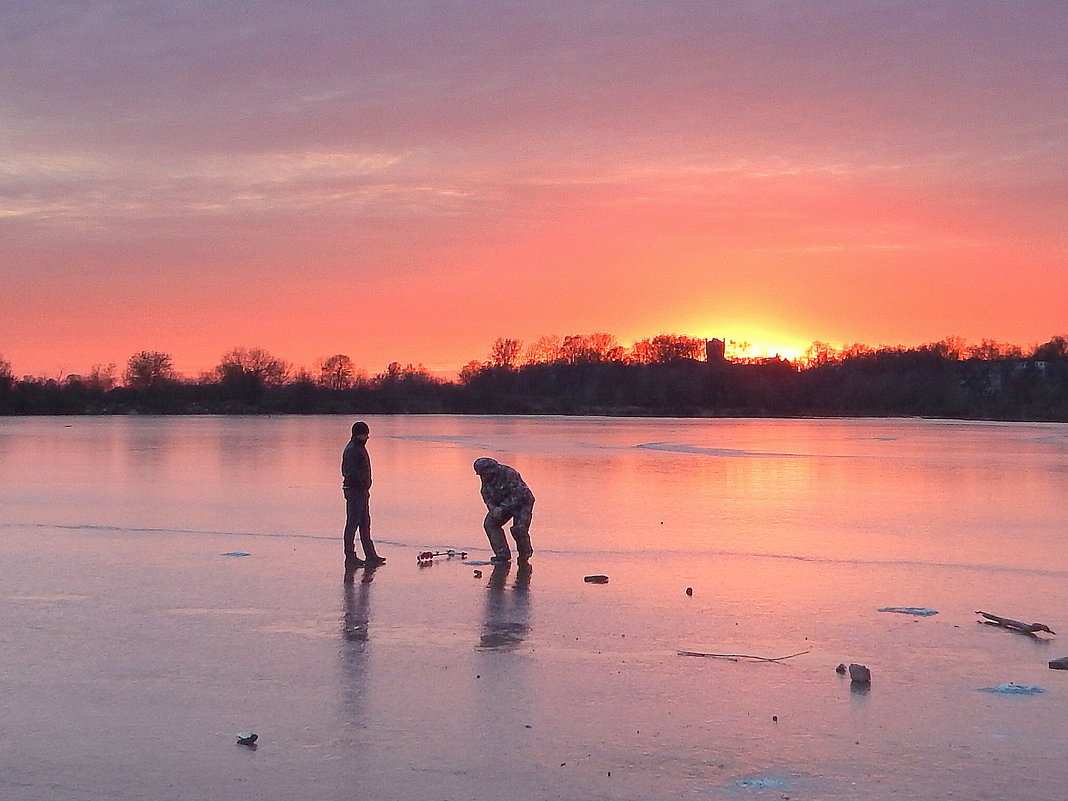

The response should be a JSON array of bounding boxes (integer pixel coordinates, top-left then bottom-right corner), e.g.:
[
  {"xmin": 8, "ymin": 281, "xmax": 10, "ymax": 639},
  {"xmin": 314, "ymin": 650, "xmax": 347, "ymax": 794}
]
[{"xmin": 341, "ymin": 439, "xmax": 372, "ymax": 492}]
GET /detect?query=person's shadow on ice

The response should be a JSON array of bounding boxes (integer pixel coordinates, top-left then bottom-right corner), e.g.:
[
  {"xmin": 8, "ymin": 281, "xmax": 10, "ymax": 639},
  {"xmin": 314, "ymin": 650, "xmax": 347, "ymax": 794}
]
[{"xmin": 478, "ymin": 562, "xmax": 531, "ymax": 650}]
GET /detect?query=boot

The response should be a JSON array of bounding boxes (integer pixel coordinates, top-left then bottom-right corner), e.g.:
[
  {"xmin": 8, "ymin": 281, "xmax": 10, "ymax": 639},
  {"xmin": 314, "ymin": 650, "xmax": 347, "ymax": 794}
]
[
  {"xmin": 345, "ymin": 552, "xmax": 366, "ymax": 568},
  {"xmin": 485, "ymin": 522, "xmax": 512, "ymax": 562},
  {"xmin": 513, "ymin": 531, "xmax": 533, "ymax": 562}
]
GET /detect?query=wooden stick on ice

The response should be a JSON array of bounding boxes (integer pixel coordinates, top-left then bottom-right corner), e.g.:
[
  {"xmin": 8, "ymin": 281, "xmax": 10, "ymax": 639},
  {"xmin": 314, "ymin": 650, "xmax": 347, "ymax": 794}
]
[
  {"xmin": 976, "ymin": 610, "xmax": 1055, "ymax": 635},
  {"xmin": 677, "ymin": 649, "xmax": 811, "ymax": 663}
]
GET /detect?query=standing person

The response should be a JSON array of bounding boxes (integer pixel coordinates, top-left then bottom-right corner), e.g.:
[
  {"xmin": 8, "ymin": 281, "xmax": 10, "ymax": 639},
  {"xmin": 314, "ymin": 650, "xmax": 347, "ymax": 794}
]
[
  {"xmin": 473, "ymin": 457, "xmax": 535, "ymax": 564},
  {"xmin": 342, "ymin": 421, "xmax": 385, "ymax": 568}
]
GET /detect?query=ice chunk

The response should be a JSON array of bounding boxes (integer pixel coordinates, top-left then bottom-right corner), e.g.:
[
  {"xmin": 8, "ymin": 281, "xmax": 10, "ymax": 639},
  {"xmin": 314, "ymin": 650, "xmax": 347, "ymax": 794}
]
[
  {"xmin": 978, "ymin": 683, "xmax": 1046, "ymax": 695},
  {"xmin": 878, "ymin": 606, "xmax": 938, "ymax": 616}
]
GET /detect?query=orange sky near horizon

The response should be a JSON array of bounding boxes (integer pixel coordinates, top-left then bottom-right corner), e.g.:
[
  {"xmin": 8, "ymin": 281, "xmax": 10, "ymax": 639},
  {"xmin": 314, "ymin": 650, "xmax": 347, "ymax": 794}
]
[{"xmin": 2, "ymin": 2, "xmax": 1065, "ymax": 379}]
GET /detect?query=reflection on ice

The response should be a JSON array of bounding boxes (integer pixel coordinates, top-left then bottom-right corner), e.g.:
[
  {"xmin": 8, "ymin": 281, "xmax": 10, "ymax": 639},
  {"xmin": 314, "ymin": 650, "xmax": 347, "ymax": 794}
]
[
  {"xmin": 342, "ymin": 564, "xmax": 378, "ymax": 643},
  {"xmin": 636, "ymin": 441, "xmax": 804, "ymax": 458},
  {"xmin": 478, "ymin": 563, "xmax": 531, "ymax": 650}
]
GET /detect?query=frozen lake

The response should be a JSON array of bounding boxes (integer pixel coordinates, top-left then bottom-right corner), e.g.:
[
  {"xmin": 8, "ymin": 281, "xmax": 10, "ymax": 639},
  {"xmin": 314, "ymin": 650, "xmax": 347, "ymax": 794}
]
[{"xmin": 1, "ymin": 415, "xmax": 1067, "ymax": 800}]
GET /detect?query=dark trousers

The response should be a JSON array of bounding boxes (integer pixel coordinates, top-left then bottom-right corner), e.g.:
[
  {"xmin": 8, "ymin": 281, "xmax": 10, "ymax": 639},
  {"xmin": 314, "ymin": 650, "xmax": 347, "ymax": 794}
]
[
  {"xmin": 483, "ymin": 501, "xmax": 534, "ymax": 560},
  {"xmin": 344, "ymin": 488, "xmax": 378, "ymax": 560}
]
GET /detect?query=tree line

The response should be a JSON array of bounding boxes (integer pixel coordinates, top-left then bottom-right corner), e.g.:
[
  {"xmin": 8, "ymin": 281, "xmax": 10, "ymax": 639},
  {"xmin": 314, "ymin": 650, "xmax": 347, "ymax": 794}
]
[{"xmin": 1, "ymin": 335, "xmax": 1066, "ymax": 420}]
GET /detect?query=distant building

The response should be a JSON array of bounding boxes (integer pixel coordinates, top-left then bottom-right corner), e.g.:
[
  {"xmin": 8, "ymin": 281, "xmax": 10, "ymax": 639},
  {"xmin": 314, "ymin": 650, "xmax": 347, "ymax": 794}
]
[{"xmin": 706, "ymin": 338, "xmax": 726, "ymax": 363}]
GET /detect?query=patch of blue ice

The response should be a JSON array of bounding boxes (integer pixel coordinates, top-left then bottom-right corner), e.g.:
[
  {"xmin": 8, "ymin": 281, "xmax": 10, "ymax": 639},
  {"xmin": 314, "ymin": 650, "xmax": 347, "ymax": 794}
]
[
  {"xmin": 979, "ymin": 683, "xmax": 1046, "ymax": 695},
  {"xmin": 730, "ymin": 775, "xmax": 797, "ymax": 791},
  {"xmin": 221, "ymin": 551, "xmax": 251, "ymax": 557},
  {"xmin": 463, "ymin": 560, "xmax": 494, "ymax": 566},
  {"xmin": 878, "ymin": 606, "xmax": 938, "ymax": 616},
  {"xmin": 734, "ymin": 778, "xmax": 788, "ymax": 789}
]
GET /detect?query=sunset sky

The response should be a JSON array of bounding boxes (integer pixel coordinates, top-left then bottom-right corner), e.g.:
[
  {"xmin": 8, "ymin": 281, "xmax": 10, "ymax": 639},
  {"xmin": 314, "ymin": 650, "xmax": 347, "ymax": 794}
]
[{"xmin": 2, "ymin": 1, "xmax": 1065, "ymax": 378}]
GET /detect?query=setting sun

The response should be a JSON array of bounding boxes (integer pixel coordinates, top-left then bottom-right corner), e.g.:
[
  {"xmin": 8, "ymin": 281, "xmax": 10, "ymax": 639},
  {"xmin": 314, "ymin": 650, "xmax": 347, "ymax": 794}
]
[{"xmin": 723, "ymin": 339, "xmax": 809, "ymax": 363}]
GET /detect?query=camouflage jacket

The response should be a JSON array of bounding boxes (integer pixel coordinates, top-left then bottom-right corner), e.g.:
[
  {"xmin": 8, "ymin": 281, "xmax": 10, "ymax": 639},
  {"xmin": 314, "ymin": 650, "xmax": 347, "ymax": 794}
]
[{"xmin": 480, "ymin": 463, "xmax": 534, "ymax": 512}]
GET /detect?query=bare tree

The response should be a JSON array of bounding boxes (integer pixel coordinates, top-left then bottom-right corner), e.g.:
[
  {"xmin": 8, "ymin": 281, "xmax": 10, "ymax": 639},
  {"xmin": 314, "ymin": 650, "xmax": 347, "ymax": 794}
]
[
  {"xmin": 560, "ymin": 334, "xmax": 598, "ymax": 364},
  {"xmin": 489, "ymin": 338, "xmax": 523, "ymax": 369},
  {"xmin": 317, "ymin": 354, "xmax": 356, "ymax": 389},
  {"xmin": 968, "ymin": 339, "xmax": 1021, "ymax": 360},
  {"xmin": 0, "ymin": 354, "xmax": 13, "ymax": 390},
  {"xmin": 627, "ymin": 338, "xmax": 656, "ymax": 364},
  {"xmin": 372, "ymin": 362, "xmax": 440, "ymax": 387},
  {"xmin": 837, "ymin": 343, "xmax": 873, "ymax": 362},
  {"xmin": 628, "ymin": 334, "xmax": 704, "ymax": 364},
  {"xmin": 932, "ymin": 336, "xmax": 967, "ymax": 360},
  {"xmin": 291, "ymin": 366, "xmax": 315, "ymax": 384},
  {"xmin": 87, "ymin": 363, "xmax": 117, "ymax": 391},
  {"xmin": 801, "ymin": 341, "xmax": 841, "ymax": 368},
  {"xmin": 216, "ymin": 347, "xmax": 289, "ymax": 386},
  {"xmin": 525, "ymin": 335, "xmax": 562, "ymax": 364},
  {"xmin": 1033, "ymin": 335, "xmax": 1068, "ymax": 361},
  {"xmin": 124, "ymin": 351, "xmax": 178, "ymax": 390},
  {"xmin": 459, "ymin": 359, "xmax": 488, "ymax": 384},
  {"xmin": 587, "ymin": 332, "xmax": 624, "ymax": 362}
]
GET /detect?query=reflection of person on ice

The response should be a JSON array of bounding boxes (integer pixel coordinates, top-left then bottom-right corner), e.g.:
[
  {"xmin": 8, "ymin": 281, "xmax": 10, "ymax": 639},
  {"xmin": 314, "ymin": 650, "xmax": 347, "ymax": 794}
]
[{"xmin": 473, "ymin": 457, "xmax": 535, "ymax": 564}]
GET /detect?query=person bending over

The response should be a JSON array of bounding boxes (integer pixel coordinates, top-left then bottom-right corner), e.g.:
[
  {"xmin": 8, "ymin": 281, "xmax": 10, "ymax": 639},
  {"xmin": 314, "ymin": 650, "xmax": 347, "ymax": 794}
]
[{"xmin": 473, "ymin": 457, "xmax": 535, "ymax": 564}]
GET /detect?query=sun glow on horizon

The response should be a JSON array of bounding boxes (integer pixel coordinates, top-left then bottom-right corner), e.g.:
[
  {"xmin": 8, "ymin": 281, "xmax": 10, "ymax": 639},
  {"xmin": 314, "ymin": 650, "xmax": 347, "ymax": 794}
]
[
  {"xmin": 725, "ymin": 340, "xmax": 807, "ymax": 362},
  {"xmin": 687, "ymin": 324, "xmax": 811, "ymax": 363}
]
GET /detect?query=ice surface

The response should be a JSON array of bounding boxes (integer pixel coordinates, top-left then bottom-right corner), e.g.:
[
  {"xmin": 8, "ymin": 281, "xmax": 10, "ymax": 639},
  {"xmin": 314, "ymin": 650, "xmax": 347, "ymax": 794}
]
[{"xmin": 1, "ymin": 415, "xmax": 1067, "ymax": 800}]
